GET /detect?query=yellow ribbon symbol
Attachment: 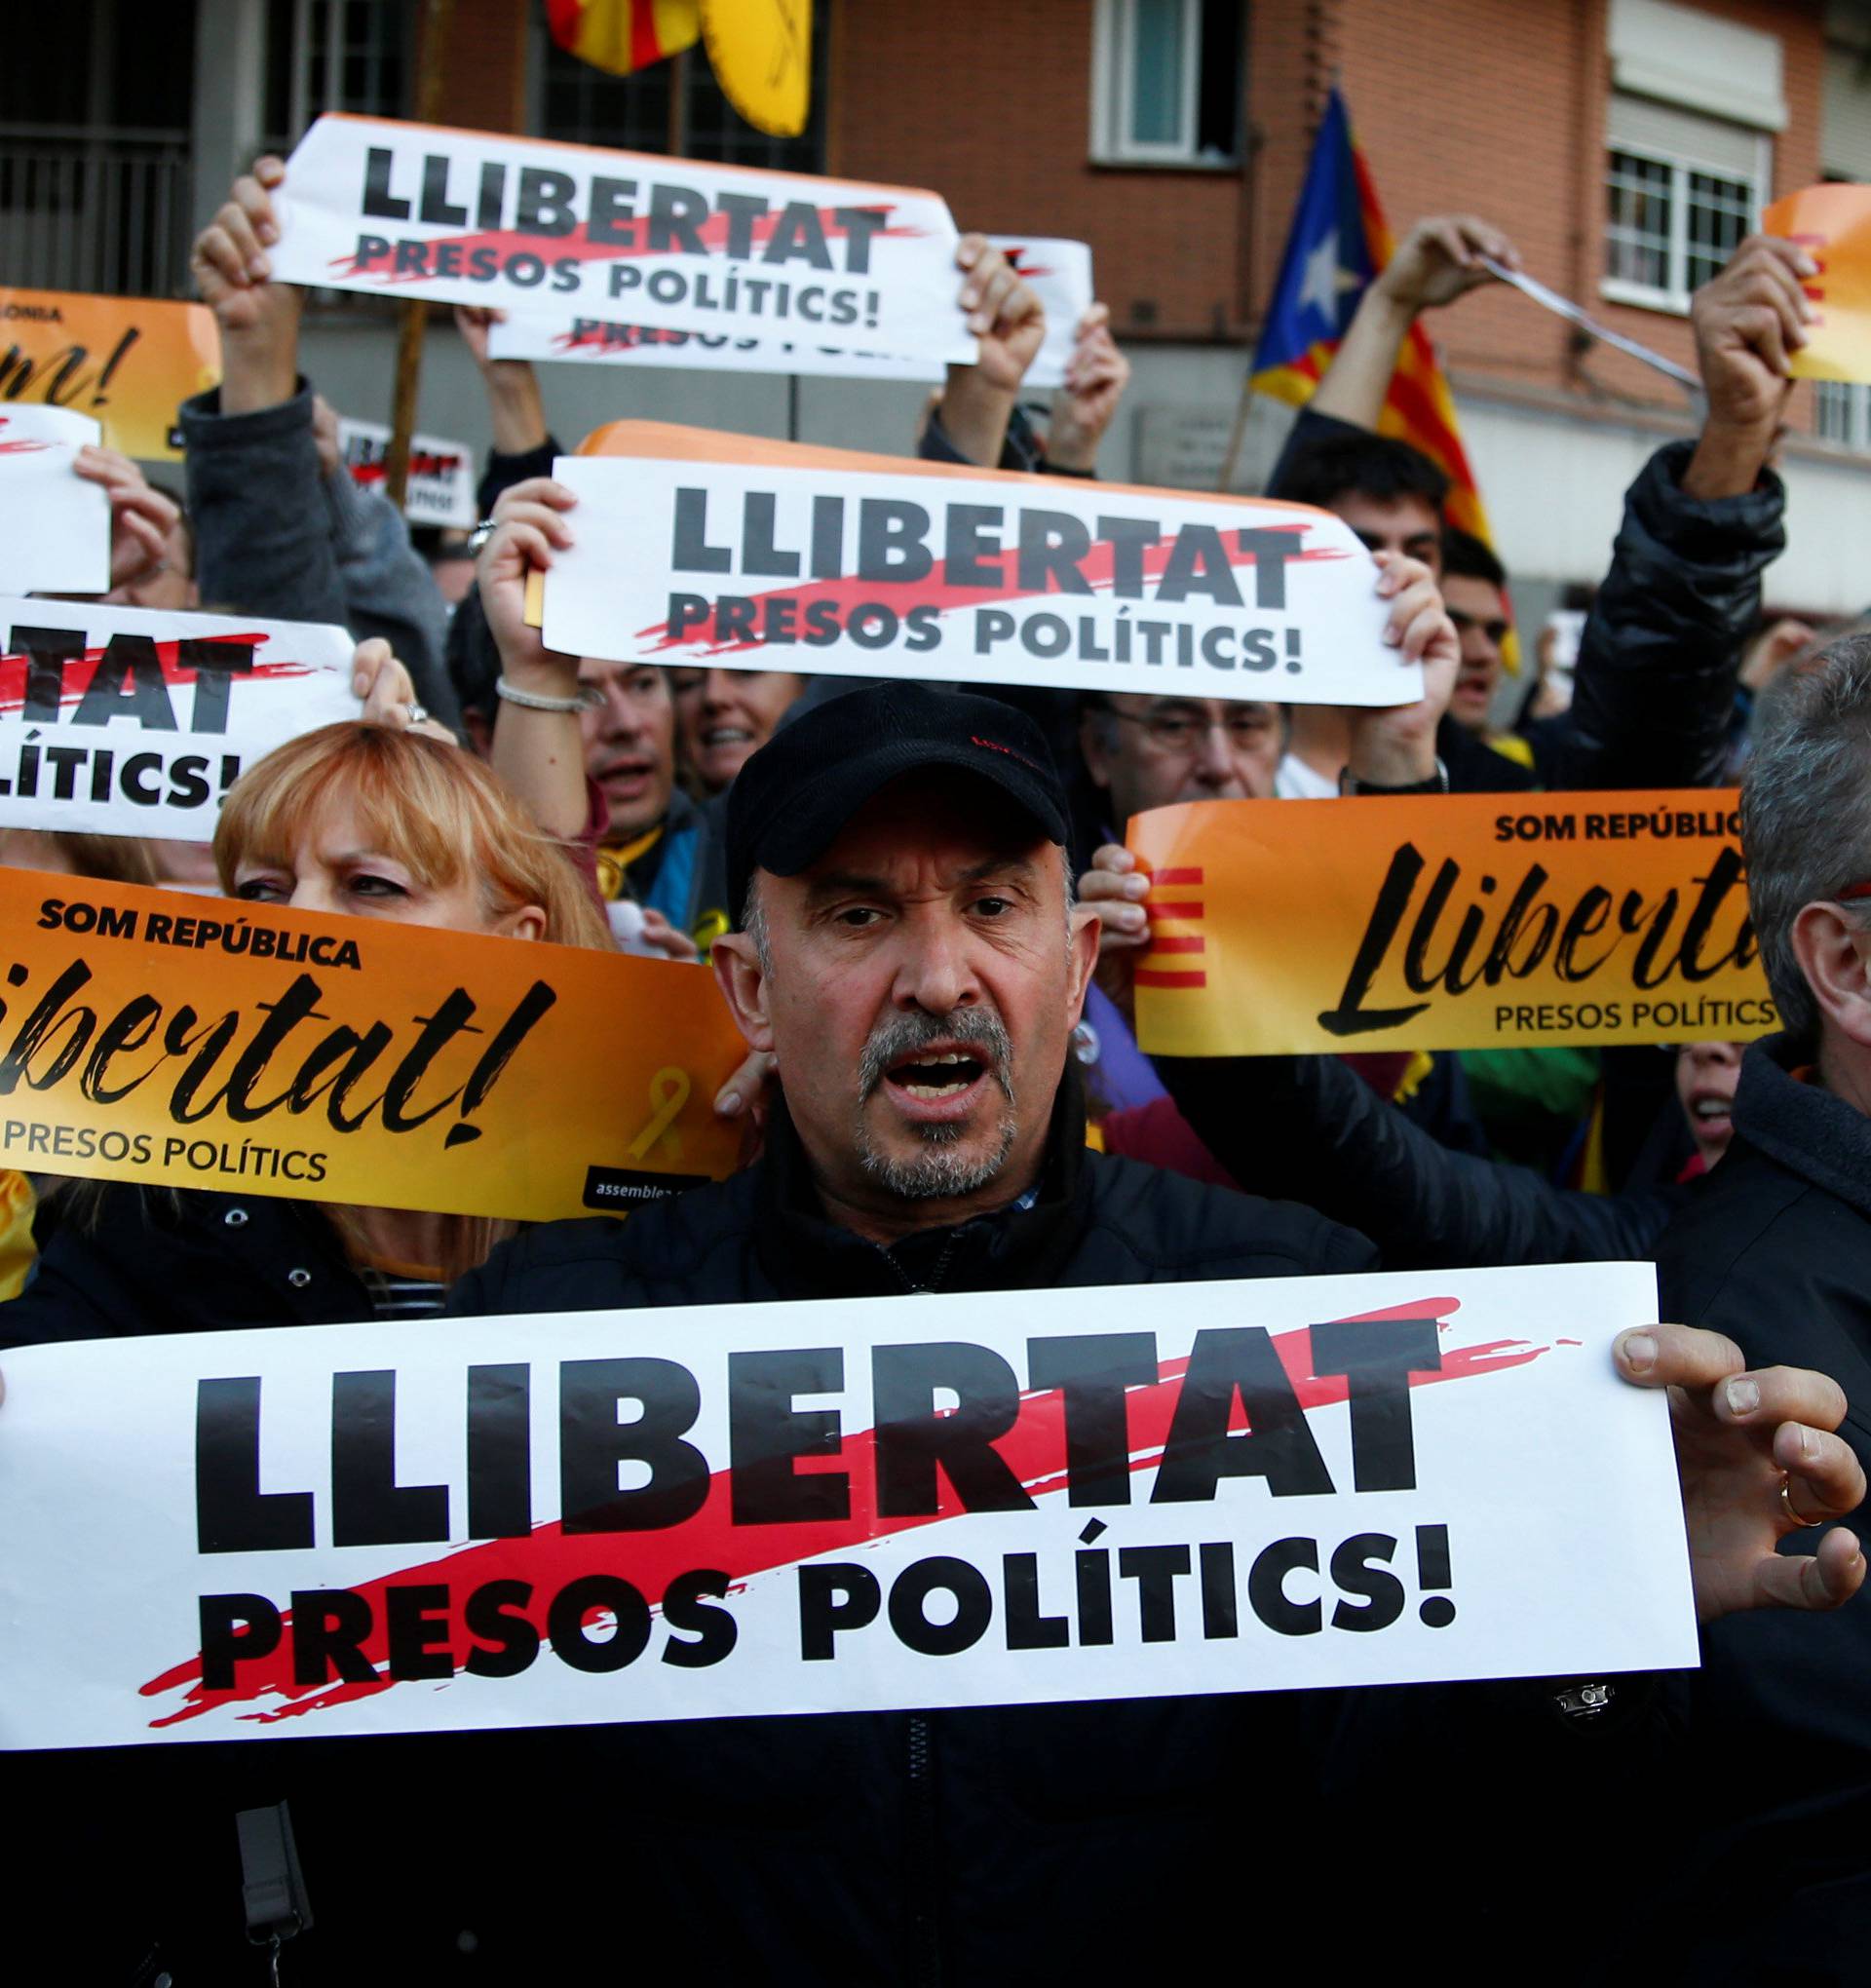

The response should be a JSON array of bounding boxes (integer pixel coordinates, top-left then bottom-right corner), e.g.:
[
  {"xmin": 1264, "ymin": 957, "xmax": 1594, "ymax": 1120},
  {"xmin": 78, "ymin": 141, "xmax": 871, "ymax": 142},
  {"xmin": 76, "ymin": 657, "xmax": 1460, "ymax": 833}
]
[{"xmin": 627, "ymin": 1066, "xmax": 691, "ymax": 1164}]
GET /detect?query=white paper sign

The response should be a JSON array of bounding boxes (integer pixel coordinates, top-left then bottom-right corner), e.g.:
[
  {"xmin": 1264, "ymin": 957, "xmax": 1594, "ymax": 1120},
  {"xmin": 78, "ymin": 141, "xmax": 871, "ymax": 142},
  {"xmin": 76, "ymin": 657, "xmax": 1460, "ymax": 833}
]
[
  {"xmin": 0, "ymin": 406, "xmax": 108, "ymax": 594},
  {"xmin": 0, "ymin": 600, "xmax": 360, "ymax": 839},
  {"xmin": 542, "ymin": 432, "xmax": 1421, "ymax": 707},
  {"xmin": 337, "ymin": 416, "xmax": 477, "ymax": 529},
  {"xmin": 0, "ymin": 1263, "xmax": 1696, "ymax": 1750},
  {"xmin": 488, "ymin": 235, "xmax": 1095, "ymax": 392},
  {"xmin": 272, "ymin": 115, "xmax": 975, "ymax": 367}
]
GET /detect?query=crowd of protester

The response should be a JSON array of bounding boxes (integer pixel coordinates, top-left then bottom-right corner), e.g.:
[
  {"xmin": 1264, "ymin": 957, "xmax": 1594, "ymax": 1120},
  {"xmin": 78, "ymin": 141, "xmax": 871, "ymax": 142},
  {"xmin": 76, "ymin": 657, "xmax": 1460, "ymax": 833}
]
[{"xmin": 9, "ymin": 143, "xmax": 1871, "ymax": 1983}]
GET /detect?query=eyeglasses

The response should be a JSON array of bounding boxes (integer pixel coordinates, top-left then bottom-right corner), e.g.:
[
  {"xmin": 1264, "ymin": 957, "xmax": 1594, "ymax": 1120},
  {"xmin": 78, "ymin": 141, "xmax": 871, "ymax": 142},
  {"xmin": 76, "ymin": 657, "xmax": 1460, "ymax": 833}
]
[
  {"xmin": 1837, "ymin": 882, "xmax": 1871, "ymax": 902},
  {"xmin": 1110, "ymin": 707, "xmax": 1277, "ymax": 752}
]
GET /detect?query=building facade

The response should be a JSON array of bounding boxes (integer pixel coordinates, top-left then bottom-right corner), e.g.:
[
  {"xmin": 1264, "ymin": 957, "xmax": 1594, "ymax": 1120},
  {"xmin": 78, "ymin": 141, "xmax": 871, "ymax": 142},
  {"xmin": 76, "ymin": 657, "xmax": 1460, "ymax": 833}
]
[{"xmin": 6, "ymin": 0, "xmax": 1870, "ymax": 618}]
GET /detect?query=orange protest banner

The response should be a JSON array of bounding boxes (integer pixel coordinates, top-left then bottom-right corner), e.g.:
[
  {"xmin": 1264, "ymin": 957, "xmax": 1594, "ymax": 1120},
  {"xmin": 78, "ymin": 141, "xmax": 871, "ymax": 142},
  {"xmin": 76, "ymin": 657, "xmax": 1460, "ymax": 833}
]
[
  {"xmin": 1126, "ymin": 791, "xmax": 1778, "ymax": 1056},
  {"xmin": 0, "ymin": 289, "xmax": 220, "ymax": 462},
  {"xmin": 1762, "ymin": 185, "xmax": 1871, "ymax": 385},
  {"xmin": 0, "ymin": 867, "xmax": 745, "ymax": 1220}
]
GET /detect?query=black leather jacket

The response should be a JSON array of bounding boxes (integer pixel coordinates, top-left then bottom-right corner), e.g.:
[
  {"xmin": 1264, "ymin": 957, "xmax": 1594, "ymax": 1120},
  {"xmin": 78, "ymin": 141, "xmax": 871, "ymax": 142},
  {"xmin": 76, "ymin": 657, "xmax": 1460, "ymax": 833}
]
[
  {"xmin": 1153, "ymin": 1049, "xmax": 1684, "ymax": 1269},
  {"xmin": 1645, "ymin": 1036, "xmax": 1871, "ymax": 1982}
]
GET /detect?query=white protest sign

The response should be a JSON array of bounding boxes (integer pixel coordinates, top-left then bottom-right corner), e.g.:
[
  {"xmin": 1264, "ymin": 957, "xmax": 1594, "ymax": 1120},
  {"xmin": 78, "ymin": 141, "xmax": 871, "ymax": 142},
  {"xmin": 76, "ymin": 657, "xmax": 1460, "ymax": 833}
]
[
  {"xmin": 0, "ymin": 1262, "xmax": 1696, "ymax": 1750},
  {"xmin": 337, "ymin": 416, "xmax": 477, "ymax": 528},
  {"xmin": 488, "ymin": 235, "xmax": 1094, "ymax": 391},
  {"xmin": 0, "ymin": 406, "xmax": 109, "ymax": 594},
  {"xmin": 0, "ymin": 600, "xmax": 360, "ymax": 839},
  {"xmin": 273, "ymin": 115, "xmax": 975, "ymax": 367},
  {"xmin": 541, "ymin": 424, "xmax": 1419, "ymax": 707}
]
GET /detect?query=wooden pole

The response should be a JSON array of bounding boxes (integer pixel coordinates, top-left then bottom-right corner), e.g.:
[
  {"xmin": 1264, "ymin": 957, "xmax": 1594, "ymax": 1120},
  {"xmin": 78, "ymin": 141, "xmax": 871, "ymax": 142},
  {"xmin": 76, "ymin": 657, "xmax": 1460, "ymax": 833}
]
[
  {"xmin": 384, "ymin": 0, "xmax": 457, "ymax": 512},
  {"xmin": 667, "ymin": 45, "xmax": 689, "ymax": 157},
  {"xmin": 1216, "ymin": 371, "xmax": 1255, "ymax": 492}
]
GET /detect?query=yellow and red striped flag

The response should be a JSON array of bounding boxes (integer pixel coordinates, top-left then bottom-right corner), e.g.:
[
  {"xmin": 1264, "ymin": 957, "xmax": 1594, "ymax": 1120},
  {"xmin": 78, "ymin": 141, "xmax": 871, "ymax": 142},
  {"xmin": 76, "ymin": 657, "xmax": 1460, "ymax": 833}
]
[{"xmin": 544, "ymin": 0, "xmax": 701, "ymax": 77}]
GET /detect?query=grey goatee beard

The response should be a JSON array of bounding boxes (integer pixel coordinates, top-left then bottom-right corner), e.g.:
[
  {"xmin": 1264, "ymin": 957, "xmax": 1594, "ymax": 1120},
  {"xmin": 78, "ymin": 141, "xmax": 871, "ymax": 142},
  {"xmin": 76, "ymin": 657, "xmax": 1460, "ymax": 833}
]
[{"xmin": 855, "ymin": 1007, "xmax": 1017, "ymax": 1200}]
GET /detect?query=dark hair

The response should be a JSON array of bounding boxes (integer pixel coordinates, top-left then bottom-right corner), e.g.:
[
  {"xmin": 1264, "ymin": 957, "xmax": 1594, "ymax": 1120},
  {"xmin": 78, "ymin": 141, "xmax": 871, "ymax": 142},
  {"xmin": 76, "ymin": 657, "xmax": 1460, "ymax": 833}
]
[
  {"xmin": 446, "ymin": 586, "xmax": 503, "ymax": 725},
  {"xmin": 1278, "ymin": 432, "xmax": 1450, "ymax": 515},
  {"xmin": 1441, "ymin": 526, "xmax": 1507, "ymax": 589},
  {"xmin": 1742, "ymin": 625, "xmax": 1871, "ymax": 1043}
]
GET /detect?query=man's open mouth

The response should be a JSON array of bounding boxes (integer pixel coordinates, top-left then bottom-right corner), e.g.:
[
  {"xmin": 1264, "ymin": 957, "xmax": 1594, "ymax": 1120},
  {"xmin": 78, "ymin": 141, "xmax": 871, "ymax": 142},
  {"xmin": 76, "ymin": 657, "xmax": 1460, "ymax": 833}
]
[
  {"xmin": 889, "ymin": 1050, "xmax": 985, "ymax": 1098},
  {"xmin": 882, "ymin": 1044, "xmax": 992, "ymax": 1121}
]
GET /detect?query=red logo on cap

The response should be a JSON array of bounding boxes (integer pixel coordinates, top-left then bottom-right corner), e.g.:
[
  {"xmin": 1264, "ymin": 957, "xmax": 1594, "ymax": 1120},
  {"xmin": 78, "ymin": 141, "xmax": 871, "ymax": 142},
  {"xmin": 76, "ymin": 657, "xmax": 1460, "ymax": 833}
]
[{"xmin": 970, "ymin": 733, "xmax": 1043, "ymax": 774}]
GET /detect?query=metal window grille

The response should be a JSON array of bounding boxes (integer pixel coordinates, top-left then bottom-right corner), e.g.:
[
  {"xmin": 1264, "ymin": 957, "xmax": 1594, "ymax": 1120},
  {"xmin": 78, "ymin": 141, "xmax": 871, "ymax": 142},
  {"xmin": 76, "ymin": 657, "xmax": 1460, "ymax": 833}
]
[
  {"xmin": 0, "ymin": 126, "xmax": 193, "ymax": 296},
  {"xmin": 287, "ymin": 0, "xmax": 409, "ymax": 133}
]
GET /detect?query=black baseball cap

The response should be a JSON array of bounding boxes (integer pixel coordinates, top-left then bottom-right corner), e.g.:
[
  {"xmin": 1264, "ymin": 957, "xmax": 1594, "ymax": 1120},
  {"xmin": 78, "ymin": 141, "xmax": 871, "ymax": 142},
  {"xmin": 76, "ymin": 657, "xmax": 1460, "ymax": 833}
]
[{"xmin": 726, "ymin": 683, "xmax": 1070, "ymax": 921}]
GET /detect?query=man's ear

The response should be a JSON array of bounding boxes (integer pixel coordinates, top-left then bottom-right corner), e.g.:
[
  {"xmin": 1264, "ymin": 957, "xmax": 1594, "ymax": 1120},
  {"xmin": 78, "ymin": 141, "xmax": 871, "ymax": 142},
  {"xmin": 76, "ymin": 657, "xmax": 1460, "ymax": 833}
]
[
  {"xmin": 1065, "ymin": 902, "xmax": 1100, "ymax": 1027},
  {"xmin": 711, "ymin": 931, "xmax": 776, "ymax": 1054},
  {"xmin": 1791, "ymin": 901, "xmax": 1871, "ymax": 1049}
]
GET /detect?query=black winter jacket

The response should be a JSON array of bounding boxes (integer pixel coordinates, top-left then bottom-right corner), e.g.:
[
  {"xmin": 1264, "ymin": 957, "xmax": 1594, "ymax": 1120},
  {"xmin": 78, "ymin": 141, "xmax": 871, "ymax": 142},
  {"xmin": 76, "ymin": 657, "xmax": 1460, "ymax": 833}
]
[
  {"xmin": 7, "ymin": 1079, "xmax": 1379, "ymax": 1986},
  {"xmin": 6, "ymin": 1084, "xmax": 1659, "ymax": 1984},
  {"xmin": 1, "ymin": 1183, "xmax": 374, "ymax": 1348},
  {"xmin": 1153, "ymin": 1050, "xmax": 1684, "ymax": 1268},
  {"xmin": 454, "ymin": 1066, "xmax": 1374, "ymax": 1313},
  {"xmin": 1648, "ymin": 1036, "xmax": 1871, "ymax": 1981}
]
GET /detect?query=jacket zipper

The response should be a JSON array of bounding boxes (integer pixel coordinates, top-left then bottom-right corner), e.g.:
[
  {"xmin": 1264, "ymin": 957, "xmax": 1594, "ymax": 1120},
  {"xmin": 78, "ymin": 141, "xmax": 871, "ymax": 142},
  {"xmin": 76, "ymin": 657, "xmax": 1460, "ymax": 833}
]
[
  {"xmin": 879, "ymin": 1231, "xmax": 963, "ymax": 1296},
  {"xmin": 906, "ymin": 1711, "xmax": 940, "ymax": 1985},
  {"xmin": 894, "ymin": 1244, "xmax": 954, "ymax": 1980}
]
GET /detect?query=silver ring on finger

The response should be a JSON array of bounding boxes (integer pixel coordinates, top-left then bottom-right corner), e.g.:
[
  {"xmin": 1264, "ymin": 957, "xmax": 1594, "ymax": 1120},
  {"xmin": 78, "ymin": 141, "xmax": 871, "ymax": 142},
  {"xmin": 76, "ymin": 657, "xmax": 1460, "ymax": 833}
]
[{"xmin": 405, "ymin": 701, "xmax": 427, "ymax": 727}]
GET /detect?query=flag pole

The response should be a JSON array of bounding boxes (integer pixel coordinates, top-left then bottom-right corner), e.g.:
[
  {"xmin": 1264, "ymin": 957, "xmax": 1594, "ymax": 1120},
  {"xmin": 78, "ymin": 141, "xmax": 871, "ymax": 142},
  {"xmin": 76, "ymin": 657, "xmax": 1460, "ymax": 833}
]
[
  {"xmin": 1216, "ymin": 371, "xmax": 1255, "ymax": 493},
  {"xmin": 385, "ymin": 0, "xmax": 458, "ymax": 514}
]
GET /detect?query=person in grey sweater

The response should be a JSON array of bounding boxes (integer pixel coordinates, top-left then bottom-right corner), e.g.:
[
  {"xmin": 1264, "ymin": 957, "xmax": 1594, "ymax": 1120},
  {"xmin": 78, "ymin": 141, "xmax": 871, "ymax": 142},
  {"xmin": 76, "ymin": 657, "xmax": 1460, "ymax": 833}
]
[{"xmin": 181, "ymin": 155, "xmax": 461, "ymax": 735}]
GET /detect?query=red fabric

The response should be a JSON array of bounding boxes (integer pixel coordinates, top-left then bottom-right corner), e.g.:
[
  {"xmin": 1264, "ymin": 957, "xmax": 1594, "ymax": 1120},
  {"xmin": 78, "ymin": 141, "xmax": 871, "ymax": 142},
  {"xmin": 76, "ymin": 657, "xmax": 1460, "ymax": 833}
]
[
  {"xmin": 1099, "ymin": 1096, "xmax": 1241, "ymax": 1190},
  {"xmin": 1338, "ymin": 1051, "xmax": 1415, "ymax": 1101}
]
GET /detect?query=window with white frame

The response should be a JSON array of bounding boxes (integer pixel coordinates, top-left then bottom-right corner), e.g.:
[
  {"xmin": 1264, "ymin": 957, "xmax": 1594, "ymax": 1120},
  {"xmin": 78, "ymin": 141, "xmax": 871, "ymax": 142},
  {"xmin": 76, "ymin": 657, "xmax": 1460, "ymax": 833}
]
[
  {"xmin": 1603, "ymin": 94, "xmax": 1768, "ymax": 311},
  {"xmin": 1091, "ymin": 0, "xmax": 1244, "ymax": 168}
]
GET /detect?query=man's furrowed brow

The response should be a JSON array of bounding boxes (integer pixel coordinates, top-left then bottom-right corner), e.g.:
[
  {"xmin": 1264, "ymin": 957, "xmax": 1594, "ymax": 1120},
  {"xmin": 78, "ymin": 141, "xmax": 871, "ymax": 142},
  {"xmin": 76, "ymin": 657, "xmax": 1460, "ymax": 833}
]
[
  {"xmin": 803, "ymin": 869, "xmax": 893, "ymax": 906},
  {"xmin": 962, "ymin": 855, "xmax": 1042, "ymax": 886}
]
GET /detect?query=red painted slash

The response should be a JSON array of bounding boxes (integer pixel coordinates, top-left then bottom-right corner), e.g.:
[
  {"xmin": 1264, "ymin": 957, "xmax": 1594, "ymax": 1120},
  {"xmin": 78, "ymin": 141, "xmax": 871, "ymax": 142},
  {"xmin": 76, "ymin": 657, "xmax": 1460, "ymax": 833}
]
[
  {"xmin": 331, "ymin": 206, "xmax": 923, "ymax": 285},
  {"xmin": 139, "ymin": 1300, "xmax": 1559, "ymax": 1729},
  {"xmin": 0, "ymin": 634, "xmax": 315, "ymax": 717},
  {"xmin": 637, "ymin": 529, "xmax": 1346, "ymax": 658}
]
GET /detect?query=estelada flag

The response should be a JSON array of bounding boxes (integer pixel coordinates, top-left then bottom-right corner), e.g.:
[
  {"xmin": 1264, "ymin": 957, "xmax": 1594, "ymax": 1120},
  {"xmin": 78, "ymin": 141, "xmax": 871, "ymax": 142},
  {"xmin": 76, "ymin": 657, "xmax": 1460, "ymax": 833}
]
[
  {"xmin": 544, "ymin": 0, "xmax": 701, "ymax": 75},
  {"xmin": 1251, "ymin": 91, "xmax": 1507, "ymax": 637}
]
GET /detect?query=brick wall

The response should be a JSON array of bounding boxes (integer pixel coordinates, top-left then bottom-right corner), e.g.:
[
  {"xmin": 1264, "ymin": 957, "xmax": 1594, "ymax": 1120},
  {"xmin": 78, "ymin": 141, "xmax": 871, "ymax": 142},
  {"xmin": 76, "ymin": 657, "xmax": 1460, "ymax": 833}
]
[
  {"xmin": 427, "ymin": 0, "xmax": 532, "ymax": 134},
  {"xmin": 1332, "ymin": 0, "xmax": 1823, "ymax": 414},
  {"xmin": 827, "ymin": 0, "xmax": 1827, "ymax": 419},
  {"xmin": 828, "ymin": 0, "xmax": 1254, "ymax": 341},
  {"xmin": 443, "ymin": 0, "xmax": 1829, "ymax": 424}
]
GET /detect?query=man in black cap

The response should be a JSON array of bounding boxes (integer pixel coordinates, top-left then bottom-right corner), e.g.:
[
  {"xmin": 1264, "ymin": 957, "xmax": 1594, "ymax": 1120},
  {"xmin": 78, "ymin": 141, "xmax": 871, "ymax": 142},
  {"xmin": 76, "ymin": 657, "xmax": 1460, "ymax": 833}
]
[{"xmin": 432, "ymin": 678, "xmax": 1861, "ymax": 1981}]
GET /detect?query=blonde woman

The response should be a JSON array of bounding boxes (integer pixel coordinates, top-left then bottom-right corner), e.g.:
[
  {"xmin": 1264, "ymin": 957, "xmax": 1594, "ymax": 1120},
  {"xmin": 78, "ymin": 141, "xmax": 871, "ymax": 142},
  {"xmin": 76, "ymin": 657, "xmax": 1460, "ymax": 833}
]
[{"xmin": 5, "ymin": 720, "xmax": 610, "ymax": 1341}]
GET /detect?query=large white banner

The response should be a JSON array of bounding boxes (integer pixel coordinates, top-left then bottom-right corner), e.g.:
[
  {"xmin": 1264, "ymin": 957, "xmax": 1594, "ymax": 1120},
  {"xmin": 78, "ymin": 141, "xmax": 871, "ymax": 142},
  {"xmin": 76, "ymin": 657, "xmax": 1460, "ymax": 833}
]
[
  {"xmin": 0, "ymin": 1263, "xmax": 1697, "ymax": 1749},
  {"xmin": 541, "ymin": 427, "xmax": 1421, "ymax": 707},
  {"xmin": 337, "ymin": 416, "xmax": 477, "ymax": 529},
  {"xmin": 487, "ymin": 236, "xmax": 1094, "ymax": 391},
  {"xmin": 0, "ymin": 601, "xmax": 359, "ymax": 839},
  {"xmin": 272, "ymin": 115, "xmax": 975, "ymax": 367},
  {"xmin": 0, "ymin": 406, "xmax": 108, "ymax": 594}
]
